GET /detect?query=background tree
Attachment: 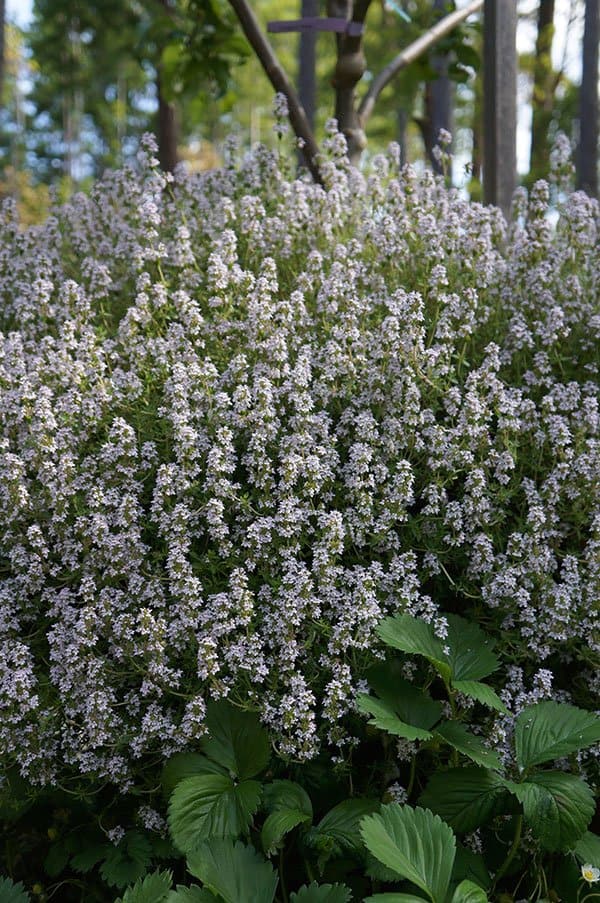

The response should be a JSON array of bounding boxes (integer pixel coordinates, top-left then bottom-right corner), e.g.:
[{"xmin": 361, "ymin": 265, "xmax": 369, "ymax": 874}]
[{"xmin": 578, "ymin": 0, "xmax": 599, "ymax": 195}]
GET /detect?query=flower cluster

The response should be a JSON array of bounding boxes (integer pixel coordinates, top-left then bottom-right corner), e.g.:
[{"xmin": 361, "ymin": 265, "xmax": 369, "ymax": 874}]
[{"xmin": 0, "ymin": 133, "xmax": 598, "ymax": 788}]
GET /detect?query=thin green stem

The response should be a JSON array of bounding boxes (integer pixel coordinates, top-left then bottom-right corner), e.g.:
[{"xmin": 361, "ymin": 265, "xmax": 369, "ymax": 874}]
[{"xmin": 492, "ymin": 814, "xmax": 523, "ymax": 890}]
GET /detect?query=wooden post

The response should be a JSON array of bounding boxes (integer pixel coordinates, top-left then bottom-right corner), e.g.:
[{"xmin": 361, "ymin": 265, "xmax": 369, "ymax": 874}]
[
  {"xmin": 483, "ymin": 0, "xmax": 517, "ymax": 217},
  {"xmin": 578, "ymin": 0, "xmax": 599, "ymax": 197}
]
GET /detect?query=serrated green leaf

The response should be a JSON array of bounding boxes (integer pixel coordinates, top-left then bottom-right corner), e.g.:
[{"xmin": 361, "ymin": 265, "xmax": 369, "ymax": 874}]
[
  {"xmin": 307, "ymin": 799, "xmax": 380, "ymax": 857},
  {"xmin": 572, "ymin": 831, "xmax": 600, "ymax": 867},
  {"xmin": 201, "ymin": 701, "xmax": 270, "ymax": 779},
  {"xmin": 366, "ymin": 664, "xmax": 443, "ymax": 729},
  {"xmin": 361, "ymin": 804, "xmax": 456, "ymax": 903},
  {"xmin": 435, "ymin": 722, "xmax": 503, "ymax": 771},
  {"xmin": 261, "ymin": 809, "xmax": 311, "ymax": 854},
  {"xmin": 419, "ymin": 768, "xmax": 506, "ymax": 833},
  {"xmin": 0, "ymin": 876, "xmax": 30, "ymax": 903},
  {"xmin": 263, "ymin": 780, "xmax": 312, "ymax": 818},
  {"xmin": 186, "ymin": 838, "xmax": 278, "ymax": 903},
  {"xmin": 451, "ymin": 879, "xmax": 488, "ymax": 903},
  {"xmin": 506, "ymin": 772, "xmax": 594, "ymax": 851},
  {"xmin": 290, "ymin": 881, "xmax": 353, "ymax": 902},
  {"xmin": 444, "ymin": 617, "xmax": 499, "ymax": 681},
  {"xmin": 44, "ymin": 841, "xmax": 70, "ymax": 877},
  {"xmin": 167, "ymin": 886, "xmax": 216, "ymax": 902},
  {"xmin": 116, "ymin": 869, "xmax": 173, "ymax": 903},
  {"xmin": 452, "ymin": 681, "xmax": 509, "ymax": 716},
  {"xmin": 168, "ymin": 774, "xmax": 262, "ymax": 853},
  {"xmin": 162, "ymin": 753, "xmax": 227, "ymax": 798},
  {"xmin": 514, "ymin": 701, "xmax": 600, "ymax": 770},
  {"xmin": 357, "ymin": 695, "xmax": 434, "ymax": 741},
  {"xmin": 377, "ymin": 616, "xmax": 451, "ymax": 683},
  {"xmin": 100, "ymin": 848, "xmax": 148, "ymax": 889},
  {"xmin": 70, "ymin": 841, "xmax": 108, "ymax": 873}
]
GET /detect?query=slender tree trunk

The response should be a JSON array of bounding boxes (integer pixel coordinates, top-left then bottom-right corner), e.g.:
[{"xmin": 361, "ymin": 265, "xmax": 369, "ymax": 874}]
[
  {"xmin": 157, "ymin": 71, "xmax": 179, "ymax": 172},
  {"xmin": 483, "ymin": 0, "xmax": 517, "ymax": 216},
  {"xmin": 529, "ymin": 0, "xmax": 555, "ymax": 183},
  {"xmin": 298, "ymin": 0, "xmax": 318, "ymax": 131},
  {"xmin": 157, "ymin": 0, "xmax": 179, "ymax": 173},
  {"xmin": 0, "ymin": 0, "xmax": 5, "ymax": 111},
  {"xmin": 424, "ymin": 0, "xmax": 453, "ymax": 173},
  {"xmin": 327, "ymin": 0, "xmax": 370, "ymax": 164},
  {"xmin": 578, "ymin": 0, "xmax": 599, "ymax": 196}
]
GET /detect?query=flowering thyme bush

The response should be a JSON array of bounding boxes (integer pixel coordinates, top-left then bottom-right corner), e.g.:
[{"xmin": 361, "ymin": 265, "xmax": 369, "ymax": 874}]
[{"xmin": 0, "ymin": 132, "xmax": 599, "ymax": 794}]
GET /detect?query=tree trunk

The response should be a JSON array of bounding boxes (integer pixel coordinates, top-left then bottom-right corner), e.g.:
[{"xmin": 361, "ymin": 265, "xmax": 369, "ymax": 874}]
[
  {"xmin": 424, "ymin": 0, "xmax": 453, "ymax": 173},
  {"xmin": 298, "ymin": 0, "xmax": 318, "ymax": 131},
  {"xmin": 0, "ymin": 0, "xmax": 5, "ymax": 111},
  {"xmin": 578, "ymin": 0, "xmax": 599, "ymax": 196},
  {"xmin": 157, "ymin": 71, "xmax": 179, "ymax": 173},
  {"xmin": 529, "ymin": 0, "xmax": 555, "ymax": 183},
  {"xmin": 327, "ymin": 0, "xmax": 369, "ymax": 164},
  {"xmin": 483, "ymin": 0, "xmax": 517, "ymax": 216}
]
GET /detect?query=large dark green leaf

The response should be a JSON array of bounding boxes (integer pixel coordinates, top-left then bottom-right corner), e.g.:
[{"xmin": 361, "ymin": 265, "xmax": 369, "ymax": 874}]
[
  {"xmin": 162, "ymin": 754, "xmax": 227, "ymax": 798},
  {"xmin": 365, "ymin": 897, "xmax": 427, "ymax": 903},
  {"xmin": 444, "ymin": 617, "xmax": 499, "ymax": 681},
  {"xmin": 506, "ymin": 772, "xmax": 594, "ymax": 851},
  {"xmin": 452, "ymin": 844, "xmax": 490, "ymax": 891},
  {"xmin": 167, "ymin": 888, "xmax": 216, "ymax": 902},
  {"xmin": 116, "ymin": 869, "xmax": 173, "ymax": 903},
  {"xmin": 419, "ymin": 768, "xmax": 506, "ymax": 833},
  {"xmin": 290, "ymin": 882, "xmax": 353, "ymax": 902},
  {"xmin": 201, "ymin": 701, "xmax": 270, "ymax": 780},
  {"xmin": 435, "ymin": 722, "xmax": 503, "ymax": 771},
  {"xmin": 262, "ymin": 809, "xmax": 312, "ymax": 855},
  {"xmin": 450, "ymin": 880, "xmax": 488, "ymax": 903},
  {"xmin": 514, "ymin": 702, "xmax": 600, "ymax": 770},
  {"xmin": 186, "ymin": 838, "xmax": 278, "ymax": 903},
  {"xmin": 308, "ymin": 799, "xmax": 380, "ymax": 857},
  {"xmin": 357, "ymin": 695, "xmax": 434, "ymax": 741},
  {"xmin": 100, "ymin": 832, "xmax": 153, "ymax": 889},
  {"xmin": 451, "ymin": 681, "xmax": 509, "ymax": 716},
  {"xmin": 361, "ymin": 804, "xmax": 456, "ymax": 903},
  {"xmin": 168, "ymin": 774, "xmax": 262, "ymax": 853},
  {"xmin": 263, "ymin": 780, "xmax": 312, "ymax": 818},
  {"xmin": 366, "ymin": 664, "xmax": 443, "ymax": 729},
  {"xmin": 573, "ymin": 831, "xmax": 600, "ymax": 867},
  {"xmin": 377, "ymin": 616, "xmax": 451, "ymax": 683}
]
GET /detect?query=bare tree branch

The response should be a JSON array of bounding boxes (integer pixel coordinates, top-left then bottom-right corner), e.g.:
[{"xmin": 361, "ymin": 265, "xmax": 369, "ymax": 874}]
[
  {"xmin": 358, "ymin": 0, "xmax": 483, "ymax": 128},
  {"xmin": 227, "ymin": 0, "xmax": 322, "ymax": 184}
]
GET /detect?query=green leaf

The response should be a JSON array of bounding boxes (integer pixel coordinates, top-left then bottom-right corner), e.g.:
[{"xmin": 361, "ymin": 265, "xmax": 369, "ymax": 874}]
[
  {"xmin": 307, "ymin": 799, "xmax": 380, "ymax": 858},
  {"xmin": 44, "ymin": 841, "xmax": 70, "ymax": 877},
  {"xmin": 262, "ymin": 809, "xmax": 311, "ymax": 854},
  {"xmin": 444, "ymin": 617, "xmax": 499, "ymax": 681},
  {"xmin": 514, "ymin": 701, "xmax": 600, "ymax": 770},
  {"xmin": 365, "ymin": 897, "xmax": 428, "ymax": 903},
  {"xmin": 201, "ymin": 701, "xmax": 270, "ymax": 780},
  {"xmin": 419, "ymin": 768, "xmax": 506, "ymax": 833},
  {"xmin": 451, "ymin": 879, "xmax": 488, "ymax": 903},
  {"xmin": 168, "ymin": 774, "xmax": 262, "ymax": 853},
  {"xmin": 506, "ymin": 772, "xmax": 594, "ymax": 851},
  {"xmin": 116, "ymin": 869, "xmax": 173, "ymax": 903},
  {"xmin": 290, "ymin": 882, "xmax": 353, "ymax": 902},
  {"xmin": 435, "ymin": 722, "xmax": 503, "ymax": 771},
  {"xmin": 100, "ymin": 832, "xmax": 153, "ymax": 889},
  {"xmin": 366, "ymin": 664, "xmax": 444, "ymax": 729},
  {"xmin": 162, "ymin": 753, "xmax": 227, "ymax": 798},
  {"xmin": 263, "ymin": 780, "xmax": 312, "ymax": 818},
  {"xmin": 377, "ymin": 616, "xmax": 451, "ymax": 683},
  {"xmin": 0, "ymin": 876, "xmax": 30, "ymax": 903},
  {"xmin": 71, "ymin": 841, "xmax": 109, "ymax": 873},
  {"xmin": 167, "ymin": 887, "xmax": 216, "ymax": 902},
  {"xmin": 572, "ymin": 831, "xmax": 600, "ymax": 867},
  {"xmin": 452, "ymin": 844, "xmax": 490, "ymax": 890},
  {"xmin": 360, "ymin": 804, "xmax": 456, "ymax": 903},
  {"xmin": 186, "ymin": 838, "xmax": 278, "ymax": 903},
  {"xmin": 452, "ymin": 681, "xmax": 509, "ymax": 716},
  {"xmin": 357, "ymin": 695, "xmax": 434, "ymax": 741}
]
